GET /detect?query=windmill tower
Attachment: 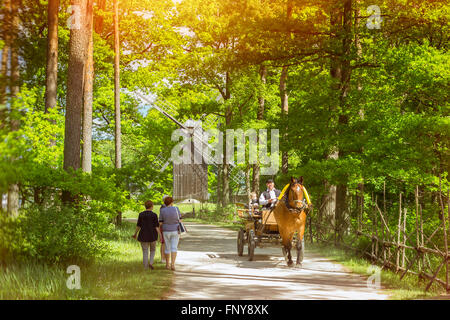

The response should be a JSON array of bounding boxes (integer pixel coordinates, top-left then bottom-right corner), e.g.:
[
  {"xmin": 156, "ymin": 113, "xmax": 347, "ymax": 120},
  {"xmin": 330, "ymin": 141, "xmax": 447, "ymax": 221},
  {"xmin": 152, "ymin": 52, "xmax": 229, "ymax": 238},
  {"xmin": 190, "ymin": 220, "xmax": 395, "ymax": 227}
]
[
  {"xmin": 136, "ymin": 92, "xmax": 245, "ymax": 202},
  {"xmin": 173, "ymin": 119, "xmax": 208, "ymax": 202}
]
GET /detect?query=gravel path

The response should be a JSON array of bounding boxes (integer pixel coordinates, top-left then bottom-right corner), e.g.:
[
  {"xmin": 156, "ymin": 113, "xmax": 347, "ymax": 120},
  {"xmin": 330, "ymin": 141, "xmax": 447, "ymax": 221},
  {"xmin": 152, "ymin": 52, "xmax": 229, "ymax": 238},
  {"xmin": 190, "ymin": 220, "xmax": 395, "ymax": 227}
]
[{"xmin": 164, "ymin": 222, "xmax": 390, "ymax": 300}]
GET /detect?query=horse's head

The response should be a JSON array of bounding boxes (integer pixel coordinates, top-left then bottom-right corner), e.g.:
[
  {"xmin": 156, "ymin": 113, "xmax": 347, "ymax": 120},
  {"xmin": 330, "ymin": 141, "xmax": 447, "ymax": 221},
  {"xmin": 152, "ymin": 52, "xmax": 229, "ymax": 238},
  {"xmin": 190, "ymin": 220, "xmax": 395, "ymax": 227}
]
[{"xmin": 288, "ymin": 176, "xmax": 304, "ymax": 210}]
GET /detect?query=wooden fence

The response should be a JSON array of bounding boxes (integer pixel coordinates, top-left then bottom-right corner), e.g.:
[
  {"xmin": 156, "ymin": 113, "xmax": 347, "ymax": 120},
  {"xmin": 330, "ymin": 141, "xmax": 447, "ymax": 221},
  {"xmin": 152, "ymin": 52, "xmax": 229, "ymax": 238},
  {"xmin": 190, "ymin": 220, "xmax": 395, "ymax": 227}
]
[{"xmin": 308, "ymin": 180, "xmax": 450, "ymax": 293}]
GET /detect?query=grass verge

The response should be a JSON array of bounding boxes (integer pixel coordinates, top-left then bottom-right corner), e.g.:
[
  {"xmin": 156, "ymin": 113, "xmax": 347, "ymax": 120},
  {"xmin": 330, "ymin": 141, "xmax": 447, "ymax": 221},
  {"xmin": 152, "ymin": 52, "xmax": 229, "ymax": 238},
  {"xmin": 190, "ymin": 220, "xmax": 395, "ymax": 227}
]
[
  {"xmin": 183, "ymin": 217, "xmax": 242, "ymax": 231},
  {"xmin": 0, "ymin": 222, "xmax": 172, "ymax": 300}
]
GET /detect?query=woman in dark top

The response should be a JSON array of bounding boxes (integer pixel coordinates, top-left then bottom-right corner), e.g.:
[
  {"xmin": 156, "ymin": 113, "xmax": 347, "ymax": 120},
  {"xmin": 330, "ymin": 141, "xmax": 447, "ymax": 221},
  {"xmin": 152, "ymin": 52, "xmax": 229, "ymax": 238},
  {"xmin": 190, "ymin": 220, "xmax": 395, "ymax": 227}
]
[{"xmin": 132, "ymin": 200, "xmax": 161, "ymax": 270}]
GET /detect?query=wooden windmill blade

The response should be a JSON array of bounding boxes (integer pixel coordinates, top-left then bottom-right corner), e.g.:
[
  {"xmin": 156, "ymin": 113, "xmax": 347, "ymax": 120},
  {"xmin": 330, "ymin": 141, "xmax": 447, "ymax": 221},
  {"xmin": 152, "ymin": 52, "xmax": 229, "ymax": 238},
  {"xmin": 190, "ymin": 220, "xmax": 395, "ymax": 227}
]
[{"xmin": 136, "ymin": 92, "xmax": 245, "ymax": 201}]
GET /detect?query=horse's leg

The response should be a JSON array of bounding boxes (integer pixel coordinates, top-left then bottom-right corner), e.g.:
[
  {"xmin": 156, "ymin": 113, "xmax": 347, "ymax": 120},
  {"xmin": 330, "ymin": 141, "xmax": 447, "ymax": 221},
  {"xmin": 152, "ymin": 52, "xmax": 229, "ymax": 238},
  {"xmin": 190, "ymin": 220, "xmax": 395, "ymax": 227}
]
[
  {"xmin": 285, "ymin": 241, "xmax": 293, "ymax": 267},
  {"xmin": 296, "ymin": 211, "xmax": 307, "ymax": 266}
]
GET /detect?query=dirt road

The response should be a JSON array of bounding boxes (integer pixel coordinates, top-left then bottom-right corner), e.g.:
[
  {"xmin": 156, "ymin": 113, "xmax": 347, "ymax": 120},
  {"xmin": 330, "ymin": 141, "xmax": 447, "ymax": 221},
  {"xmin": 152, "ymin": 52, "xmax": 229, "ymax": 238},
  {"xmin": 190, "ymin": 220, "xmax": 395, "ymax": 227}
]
[{"xmin": 164, "ymin": 222, "xmax": 390, "ymax": 300}]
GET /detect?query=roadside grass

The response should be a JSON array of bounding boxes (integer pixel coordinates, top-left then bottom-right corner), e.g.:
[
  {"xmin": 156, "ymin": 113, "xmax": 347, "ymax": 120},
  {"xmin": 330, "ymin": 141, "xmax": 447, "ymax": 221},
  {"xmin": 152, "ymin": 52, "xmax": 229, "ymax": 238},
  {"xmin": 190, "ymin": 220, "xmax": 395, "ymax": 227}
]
[
  {"xmin": 183, "ymin": 217, "xmax": 242, "ymax": 231},
  {"xmin": 0, "ymin": 222, "xmax": 172, "ymax": 300},
  {"xmin": 307, "ymin": 242, "xmax": 444, "ymax": 300}
]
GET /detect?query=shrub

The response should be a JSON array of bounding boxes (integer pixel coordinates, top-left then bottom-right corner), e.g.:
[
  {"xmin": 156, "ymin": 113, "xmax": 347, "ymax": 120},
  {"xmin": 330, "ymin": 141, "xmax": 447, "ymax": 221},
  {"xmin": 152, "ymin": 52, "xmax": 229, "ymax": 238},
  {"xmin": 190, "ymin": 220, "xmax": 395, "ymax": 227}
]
[{"xmin": 0, "ymin": 205, "xmax": 114, "ymax": 265}]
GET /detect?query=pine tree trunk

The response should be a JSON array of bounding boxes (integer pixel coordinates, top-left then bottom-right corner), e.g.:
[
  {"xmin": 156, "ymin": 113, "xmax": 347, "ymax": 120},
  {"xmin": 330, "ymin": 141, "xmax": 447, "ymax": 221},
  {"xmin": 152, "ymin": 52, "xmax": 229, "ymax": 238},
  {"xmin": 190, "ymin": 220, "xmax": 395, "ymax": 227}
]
[
  {"xmin": 44, "ymin": 0, "xmax": 59, "ymax": 114},
  {"xmin": 252, "ymin": 65, "xmax": 266, "ymax": 196},
  {"xmin": 0, "ymin": 0, "xmax": 11, "ymax": 129},
  {"xmin": 62, "ymin": 0, "xmax": 93, "ymax": 203},
  {"xmin": 7, "ymin": 0, "xmax": 20, "ymax": 217},
  {"xmin": 94, "ymin": 0, "xmax": 105, "ymax": 34},
  {"xmin": 114, "ymin": 0, "xmax": 121, "ymax": 169},
  {"xmin": 334, "ymin": 0, "xmax": 352, "ymax": 242},
  {"xmin": 221, "ymin": 72, "xmax": 231, "ymax": 207},
  {"xmin": 113, "ymin": 0, "xmax": 121, "ymax": 224},
  {"xmin": 82, "ymin": 12, "xmax": 94, "ymax": 173},
  {"xmin": 280, "ymin": 66, "xmax": 289, "ymax": 174}
]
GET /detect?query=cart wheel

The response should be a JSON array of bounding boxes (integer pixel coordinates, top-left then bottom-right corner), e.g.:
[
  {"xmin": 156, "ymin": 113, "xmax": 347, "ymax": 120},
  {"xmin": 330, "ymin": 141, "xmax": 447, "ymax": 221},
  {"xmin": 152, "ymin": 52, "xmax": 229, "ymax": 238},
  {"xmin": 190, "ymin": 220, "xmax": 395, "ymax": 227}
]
[
  {"xmin": 248, "ymin": 230, "xmax": 255, "ymax": 261},
  {"xmin": 237, "ymin": 228, "xmax": 244, "ymax": 256}
]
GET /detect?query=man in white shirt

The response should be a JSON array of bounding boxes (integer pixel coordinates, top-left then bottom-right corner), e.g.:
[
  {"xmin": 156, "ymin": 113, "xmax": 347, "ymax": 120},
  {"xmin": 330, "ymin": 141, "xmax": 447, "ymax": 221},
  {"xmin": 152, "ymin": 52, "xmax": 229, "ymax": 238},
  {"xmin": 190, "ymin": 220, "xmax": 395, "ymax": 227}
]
[{"xmin": 259, "ymin": 179, "xmax": 281, "ymax": 209}]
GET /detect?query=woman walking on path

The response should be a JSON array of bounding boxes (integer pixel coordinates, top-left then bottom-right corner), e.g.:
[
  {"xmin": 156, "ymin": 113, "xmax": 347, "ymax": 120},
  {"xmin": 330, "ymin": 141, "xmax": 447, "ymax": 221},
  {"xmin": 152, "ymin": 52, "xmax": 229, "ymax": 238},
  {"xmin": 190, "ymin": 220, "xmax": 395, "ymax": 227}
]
[
  {"xmin": 132, "ymin": 200, "xmax": 161, "ymax": 270},
  {"xmin": 159, "ymin": 195, "xmax": 169, "ymax": 263},
  {"xmin": 159, "ymin": 196, "xmax": 182, "ymax": 271}
]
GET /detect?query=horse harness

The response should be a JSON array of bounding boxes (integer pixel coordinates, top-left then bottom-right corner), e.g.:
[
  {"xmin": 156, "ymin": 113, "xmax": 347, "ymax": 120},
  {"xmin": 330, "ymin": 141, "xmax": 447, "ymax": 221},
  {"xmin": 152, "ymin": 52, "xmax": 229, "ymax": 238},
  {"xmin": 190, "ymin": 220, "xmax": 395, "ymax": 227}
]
[
  {"xmin": 258, "ymin": 184, "xmax": 310, "ymax": 233},
  {"xmin": 283, "ymin": 184, "xmax": 309, "ymax": 214}
]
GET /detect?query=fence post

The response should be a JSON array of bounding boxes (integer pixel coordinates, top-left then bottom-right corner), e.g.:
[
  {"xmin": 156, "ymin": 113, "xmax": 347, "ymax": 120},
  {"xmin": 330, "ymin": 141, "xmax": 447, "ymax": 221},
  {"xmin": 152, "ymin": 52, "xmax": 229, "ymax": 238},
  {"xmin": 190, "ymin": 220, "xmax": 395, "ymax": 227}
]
[
  {"xmin": 397, "ymin": 192, "xmax": 402, "ymax": 272},
  {"xmin": 402, "ymin": 208, "xmax": 407, "ymax": 269},
  {"xmin": 442, "ymin": 185, "xmax": 449, "ymax": 293},
  {"xmin": 447, "ymin": 190, "xmax": 450, "ymax": 293},
  {"xmin": 383, "ymin": 181, "xmax": 387, "ymax": 265},
  {"xmin": 415, "ymin": 186, "xmax": 421, "ymax": 275}
]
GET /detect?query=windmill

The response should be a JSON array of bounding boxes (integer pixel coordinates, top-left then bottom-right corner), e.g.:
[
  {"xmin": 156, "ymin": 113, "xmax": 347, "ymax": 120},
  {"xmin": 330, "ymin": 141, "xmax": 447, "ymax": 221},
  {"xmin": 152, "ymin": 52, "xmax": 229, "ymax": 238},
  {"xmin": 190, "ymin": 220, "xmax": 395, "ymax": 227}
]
[{"xmin": 136, "ymin": 92, "xmax": 246, "ymax": 202}]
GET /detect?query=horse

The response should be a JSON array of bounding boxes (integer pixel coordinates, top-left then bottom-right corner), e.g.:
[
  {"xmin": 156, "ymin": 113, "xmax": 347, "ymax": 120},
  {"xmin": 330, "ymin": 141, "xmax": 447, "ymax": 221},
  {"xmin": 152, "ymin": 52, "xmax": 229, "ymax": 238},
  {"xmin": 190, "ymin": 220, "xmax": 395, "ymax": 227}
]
[{"xmin": 272, "ymin": 176, "xmax": 311, "ymax": 267}]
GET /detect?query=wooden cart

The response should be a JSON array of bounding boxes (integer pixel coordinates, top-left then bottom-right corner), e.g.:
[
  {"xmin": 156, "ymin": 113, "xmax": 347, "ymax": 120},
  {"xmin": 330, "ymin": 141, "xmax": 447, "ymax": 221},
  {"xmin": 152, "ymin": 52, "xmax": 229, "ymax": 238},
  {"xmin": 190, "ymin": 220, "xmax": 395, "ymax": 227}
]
[{"xmin": 236, "ymin": 207, "xmax": 282, "ymax": 261}]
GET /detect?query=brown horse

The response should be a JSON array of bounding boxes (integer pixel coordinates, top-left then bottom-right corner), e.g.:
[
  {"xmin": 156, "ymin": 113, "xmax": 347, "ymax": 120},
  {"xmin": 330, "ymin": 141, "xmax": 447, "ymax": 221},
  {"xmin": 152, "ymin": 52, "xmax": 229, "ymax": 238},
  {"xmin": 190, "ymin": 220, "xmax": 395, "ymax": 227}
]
[{"xmin": 273, "ymin": 176, "xmax": 311, "ymax": 267}]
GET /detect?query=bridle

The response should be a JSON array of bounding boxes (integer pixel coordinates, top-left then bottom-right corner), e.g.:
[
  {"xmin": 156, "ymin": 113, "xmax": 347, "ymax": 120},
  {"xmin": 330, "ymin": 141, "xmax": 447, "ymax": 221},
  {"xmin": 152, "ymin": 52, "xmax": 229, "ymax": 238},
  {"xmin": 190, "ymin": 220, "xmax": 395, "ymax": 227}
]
[{"xmin": 285, "ymin": 183, "xmax": 307, "ymax": 213}]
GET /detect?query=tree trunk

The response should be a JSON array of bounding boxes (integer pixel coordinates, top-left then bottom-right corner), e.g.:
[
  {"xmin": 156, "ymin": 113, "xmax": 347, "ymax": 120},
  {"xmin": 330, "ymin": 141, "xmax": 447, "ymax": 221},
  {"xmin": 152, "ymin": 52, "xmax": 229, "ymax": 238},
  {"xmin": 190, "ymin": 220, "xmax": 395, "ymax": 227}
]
[
  {"xmin": 7, "ymin": 0, "xmax": 20, "ymax": 217},
  {"xmin": 280, "ymin": 66, "xmax": 289, "ymax": 174},
  {"xmin": 82, "ymin": 11, "xmax": 94, "ymax": 173},
  {"xmin": 44, "ymin": 0, "xmax": 59, "ymax": 114},
  {"xmin": 1, "ymin": 0, "xmax": 10, "ymax": 211},
  {"xmin": 94, "ymin": 0, "xmax": 105, "ymax": 34},
  {"xmin": 334, "ymin": 0, "xmax": 352, "ymax": 242},
  {"xmin": 252, "ymin": 65, "xmax": 266, "ymax": 196},
  {"xmin": 355, "ymin": 0, "xmax": 365, "ymax": 229},
  {"xmin": 114, "ymin": 0, "xmax": 121, "ymax": 169},
  {"xmin": 0, "ymin": 0, "xmax": 11, "ymax": 130},
  {"xmin": 62, "ymin": 0, "xmax": 93, "ymax": 203},
  {"xmin": 280, "ymin": 1, "xmax": 292, "ymax": 175},
  {"xmin": 113, "ymin": 0, "xmax": 121, "ymax": 224},
  {"xmin": 221, "ymin": 72, "xmax": 231, "ymax": 207}
]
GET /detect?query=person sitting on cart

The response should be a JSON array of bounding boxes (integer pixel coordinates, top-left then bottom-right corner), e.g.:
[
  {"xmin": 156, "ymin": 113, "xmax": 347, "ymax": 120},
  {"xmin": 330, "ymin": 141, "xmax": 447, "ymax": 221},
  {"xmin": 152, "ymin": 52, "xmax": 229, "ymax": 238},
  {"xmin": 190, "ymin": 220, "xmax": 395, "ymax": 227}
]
[{"xmin": 259, "ymin": 179, "xmax": 281, "ymax": 209}]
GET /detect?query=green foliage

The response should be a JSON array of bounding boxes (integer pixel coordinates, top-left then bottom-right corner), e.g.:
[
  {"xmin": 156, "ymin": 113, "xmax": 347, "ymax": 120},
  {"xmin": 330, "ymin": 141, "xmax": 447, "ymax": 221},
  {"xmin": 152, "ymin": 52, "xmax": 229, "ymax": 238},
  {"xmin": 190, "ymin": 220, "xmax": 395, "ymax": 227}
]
[{"xmin": 0, "ymin": 204, "xmax": 114, "ymax": 264}]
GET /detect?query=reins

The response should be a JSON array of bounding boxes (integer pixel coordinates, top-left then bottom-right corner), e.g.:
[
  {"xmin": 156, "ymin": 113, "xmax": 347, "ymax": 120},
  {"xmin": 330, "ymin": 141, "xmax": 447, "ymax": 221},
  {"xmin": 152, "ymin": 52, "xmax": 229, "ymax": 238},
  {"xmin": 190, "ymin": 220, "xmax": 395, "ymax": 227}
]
[{"xmin": 257, "ymin": 182, "xmax": 312, "ymax": 234}]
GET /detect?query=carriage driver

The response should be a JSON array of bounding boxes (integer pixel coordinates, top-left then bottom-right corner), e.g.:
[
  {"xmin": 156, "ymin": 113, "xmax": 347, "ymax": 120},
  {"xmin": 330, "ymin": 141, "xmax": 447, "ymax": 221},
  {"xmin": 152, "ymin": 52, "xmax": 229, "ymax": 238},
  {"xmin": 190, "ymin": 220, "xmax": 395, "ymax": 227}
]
[{"xmin": 259, "ymin": 179, "xmax": 281, "ymax": 209}]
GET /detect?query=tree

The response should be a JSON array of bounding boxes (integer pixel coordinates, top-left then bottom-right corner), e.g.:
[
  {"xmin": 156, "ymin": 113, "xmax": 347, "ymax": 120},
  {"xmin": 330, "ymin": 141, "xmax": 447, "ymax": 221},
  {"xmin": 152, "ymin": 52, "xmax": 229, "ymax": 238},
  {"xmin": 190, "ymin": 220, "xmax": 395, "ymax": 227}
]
[
  {"xmin": 6, "ymin": 0, "xmax": 21, "ymax": 217},
  {"xmin": 113, "ymin": 0, "xmax": 122, "ymax": 224},
  {"xmin": 114, "ymin": 0, "xmax": 121, "ymax": 170},
  {"xmin": 44, "ymin": 0, "xmax": 59, "ymax": 114},
  {"xmin": 62, "ymin": 0, "xmax": 93, "ymax": 203},
  {"xmin": 82, "ymin": 4, "xmax": 94, "ymax": 173},
  {"xmin": 0, "ymin": 0, "xmax": 11, "ymax": 112},
  {"xmin": 252, "ymin": 65, "xmax": 267, "ymax": 197}
]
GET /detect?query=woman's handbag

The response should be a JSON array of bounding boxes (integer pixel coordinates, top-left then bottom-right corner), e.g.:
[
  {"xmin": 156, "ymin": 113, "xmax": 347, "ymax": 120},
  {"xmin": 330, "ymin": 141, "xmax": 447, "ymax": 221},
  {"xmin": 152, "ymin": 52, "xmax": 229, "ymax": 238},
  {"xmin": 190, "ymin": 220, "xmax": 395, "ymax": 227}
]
[
  {"xmin": 176, "ymin": 207, "xmax": 187, "ymax": 234},
  {"xmin": 179, "ymin": 222, "xmax": 187, "ymax": 233}
]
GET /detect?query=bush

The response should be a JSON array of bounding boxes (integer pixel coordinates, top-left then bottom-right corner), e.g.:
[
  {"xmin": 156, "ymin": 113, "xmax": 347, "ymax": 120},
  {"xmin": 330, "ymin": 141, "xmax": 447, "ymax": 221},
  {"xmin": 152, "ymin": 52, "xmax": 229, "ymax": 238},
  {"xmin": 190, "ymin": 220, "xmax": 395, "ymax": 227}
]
[{"xmin": 0, "ymin": 205, "xmax": 114, "ymax": 265}]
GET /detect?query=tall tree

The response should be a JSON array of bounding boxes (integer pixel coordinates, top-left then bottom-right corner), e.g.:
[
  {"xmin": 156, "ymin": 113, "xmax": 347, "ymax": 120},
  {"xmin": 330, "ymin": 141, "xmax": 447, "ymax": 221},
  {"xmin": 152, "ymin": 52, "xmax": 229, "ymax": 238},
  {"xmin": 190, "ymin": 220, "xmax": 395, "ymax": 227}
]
[
  {"xmin": 221, "ymin": 72, "xmax": 231, "ymax": 207},
  {"xmin": 334, "ymin": 0, "xmax": 353, "ymax": 243},
  {"xmin": 62, "ymin": 0, "xmax": 93, "ymax": 203},
  {"xmin": 280, "ymin": 0, "xmax": 293, "ymax": 175},
  {"xmin": 280, "ymin": 66, "xmax": 289, "ymax": 174},
  {"xmin": 252, "ymin": 65, "xmax": 266, "ymax": 197},
  {"xmin": 82, "ymin": 2, "xmax": 94, "ymax": 173},
  {"xmin": 7, "ymin": 0, "xmax": 20, "ymax": 217},
  {"xmin": 0, "ymin": 0, "xmax": 11, "ymax": 110},
  {"xmin": 113, "ymin": 0, "xmax": 122, "ymax": 224},
  {"xmin": 44, "ymin": 0, "xmax": 59, "ymax": 114},
  {"xmin": 114, "ymin": 0, "xmax": 121, "ymax": 170}
]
